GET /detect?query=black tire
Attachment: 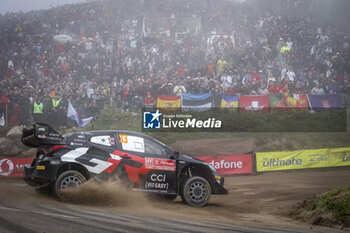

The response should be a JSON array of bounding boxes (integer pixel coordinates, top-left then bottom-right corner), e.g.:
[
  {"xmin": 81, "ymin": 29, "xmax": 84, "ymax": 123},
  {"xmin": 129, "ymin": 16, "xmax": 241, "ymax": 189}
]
[
  {"xmin": 180, "ymin": 176, "xmax": 211, "ymax": 207},
  {"xmin": 54, "ymin": 170, "xmax": 86, "ymax": 200}
]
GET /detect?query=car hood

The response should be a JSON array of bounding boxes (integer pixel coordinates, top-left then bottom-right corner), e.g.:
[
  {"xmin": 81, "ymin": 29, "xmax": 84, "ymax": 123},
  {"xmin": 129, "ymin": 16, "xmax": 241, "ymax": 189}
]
[{"xmin": 178, "ymin": 154, "xmax": 207, "ymax": 165}]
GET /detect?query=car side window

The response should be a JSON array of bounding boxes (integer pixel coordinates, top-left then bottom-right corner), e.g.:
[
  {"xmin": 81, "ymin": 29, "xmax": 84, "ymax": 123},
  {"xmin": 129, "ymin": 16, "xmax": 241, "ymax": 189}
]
[
  {"xmin": 144, "ymin": 138, "xmax": 166, "ymax": 156},
  {"xmin": 119, "ymin": 134, "xmax": 145, "ymax": 153},
  {"xmin": 90, "ymin": 135, "xmax": 114, "ymax": 147},
  {"xmin": 117, "ymin": 134, "xmax": 170, "ymax": 157}
]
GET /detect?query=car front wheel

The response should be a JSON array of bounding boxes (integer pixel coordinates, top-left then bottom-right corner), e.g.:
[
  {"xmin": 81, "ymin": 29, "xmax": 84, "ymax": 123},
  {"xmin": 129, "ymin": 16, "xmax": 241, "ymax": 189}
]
[
  {"xmin": 180, "ymin": 176, "xmax": 211, "ymax": 207},
  {"xmin": 54, "ymin": 170, "xmax": 86, "ymax": 200}
]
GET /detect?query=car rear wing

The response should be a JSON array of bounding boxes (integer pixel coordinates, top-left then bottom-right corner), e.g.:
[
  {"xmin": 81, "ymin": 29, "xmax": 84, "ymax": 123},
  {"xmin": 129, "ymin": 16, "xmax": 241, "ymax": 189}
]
[{"xmin": 22, "ymin": 123, "xmax": 64, "ymax": 147}]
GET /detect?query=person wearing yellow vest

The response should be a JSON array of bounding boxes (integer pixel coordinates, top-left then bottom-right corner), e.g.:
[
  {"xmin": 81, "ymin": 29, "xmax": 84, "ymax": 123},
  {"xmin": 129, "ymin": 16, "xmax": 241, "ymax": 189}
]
[
  {"xmin": 280, "ymin": 44, "xmax": 290, "ymax": 54},
  {"xmin": 49, "ymin": 93, "xmax": 63, "ymax": 128},
  {"xmin": 32, "ymin": 98, "xmax": 44, "ymax": 123},
  {"xmin": 217, "ymin": 55, "xmax": 228, "ymax": 75},
  {"xmin": 52, "ymin": 97, "xmax": 61, "ymax": 108}
]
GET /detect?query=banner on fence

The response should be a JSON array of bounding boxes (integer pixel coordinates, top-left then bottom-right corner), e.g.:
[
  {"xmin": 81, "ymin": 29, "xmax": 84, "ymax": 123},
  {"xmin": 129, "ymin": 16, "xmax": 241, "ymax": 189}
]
[
  {"xmin": 239, "ymin": 95, "xmax": 269, "ymax": 111},
  {"xmin": 270, "ymin": 94, "xmax": 286, "ymax": 109},
  {"xmin": 256, "ymin": 147, "xmax": 350, "ymax": 172},
  {"xmin": 0, "ymin": 158, "xmax": 34, "ymax": 177},
  {"xmin": 221, "ymin": 95, "xmax": 239, "ymax": 110},
  {"xmin": 284, "ymin": 94, "xmax": 308, "ymax": 108},
  {"xmin": 182, "ymin": 93, "xmax": 212, "ymax": 112},
  {"xmin": 196, "ymin": 154, "xmax": 252, "ymax": 175},
  {"xmin": 156, "ymin": 95, "xmax": 181, "ymax": 111},
  {"xmin": 307, "ymin": 94, "xmax": 341, "ymax": 110}
]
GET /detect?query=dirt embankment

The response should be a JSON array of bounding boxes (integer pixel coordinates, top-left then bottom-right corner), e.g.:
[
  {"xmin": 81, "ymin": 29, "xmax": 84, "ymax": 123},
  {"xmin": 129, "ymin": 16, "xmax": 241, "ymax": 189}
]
[
  {"xmin": 290, "ymin": 186, "xmax": 350, "ymax": 230},
  {"xmin": 170, "ymin": 137, "xmax": 255, "ymax": 156}
]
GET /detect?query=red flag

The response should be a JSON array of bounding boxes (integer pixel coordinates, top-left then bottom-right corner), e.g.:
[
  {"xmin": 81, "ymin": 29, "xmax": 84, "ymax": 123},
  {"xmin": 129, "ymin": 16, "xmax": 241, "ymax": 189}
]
[
  {"xmin": 239, "ymin": 95, "xmax": 270, "ymax": 112},
  {"xmin": 156, "ymin": 96, "xmax": 181, "ymax": 112}
]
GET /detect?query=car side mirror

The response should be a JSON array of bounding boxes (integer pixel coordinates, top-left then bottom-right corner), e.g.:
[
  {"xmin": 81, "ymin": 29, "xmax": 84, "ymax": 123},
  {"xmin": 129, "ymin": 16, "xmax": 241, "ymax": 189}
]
[{"xmin": 171, "ymin": 151, "xmax": 179, "ymax": 160}]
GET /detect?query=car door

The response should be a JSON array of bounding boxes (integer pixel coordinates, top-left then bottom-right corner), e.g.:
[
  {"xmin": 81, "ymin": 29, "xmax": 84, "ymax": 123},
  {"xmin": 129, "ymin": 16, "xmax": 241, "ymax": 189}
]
[
  {"xmin": 115, "ymin": 132, "xmax": 177, "ymax": 194},
  {"xmin": 62, "ymin": 133, "xmax": 116, "ymax": 176}
]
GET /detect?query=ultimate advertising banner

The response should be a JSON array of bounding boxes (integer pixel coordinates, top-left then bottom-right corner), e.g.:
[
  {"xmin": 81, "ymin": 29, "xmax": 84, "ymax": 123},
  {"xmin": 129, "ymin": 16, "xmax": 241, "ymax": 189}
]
[
  {"xmin": 256, "ymin": 147, "xmax": 350, "ymax": 172},
  {"xmin": 0, "ymin": 158, "xmax": 34, "ymax": 177},
  {"xmin": 195, "ymin": 154, "xmax": 252, "ymax": 175}
]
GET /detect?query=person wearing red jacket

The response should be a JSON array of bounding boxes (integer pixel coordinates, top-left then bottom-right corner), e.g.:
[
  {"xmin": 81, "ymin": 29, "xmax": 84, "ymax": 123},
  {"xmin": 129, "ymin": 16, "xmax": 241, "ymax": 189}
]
[
  {"xmin": 224, "ymin": 87, "xmax": 235, "ymax": 95},
  {"xmin": 279, "ymin": 83, "xmax": 289, "ymax": 96},
  {"xmin": 268, "ymin": 81, "xmax": 279, "ymax": 94},
  {"xmin": 143, "ymin": 92, "xmax": 155, "ymax": 108},
  {"xmin": 275, "ymin": 80, "xmax": 288, "ymax": 93},
  {"xmin": 1, "ymin": 92, "xmax": 10, "ymax": 104}
]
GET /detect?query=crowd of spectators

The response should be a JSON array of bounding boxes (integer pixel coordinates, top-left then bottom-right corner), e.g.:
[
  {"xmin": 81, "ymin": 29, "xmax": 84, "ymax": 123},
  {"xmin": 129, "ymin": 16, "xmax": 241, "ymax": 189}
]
[{"xmin": 0, "ymin": 0, "xmax": 349, "ymax": 127}]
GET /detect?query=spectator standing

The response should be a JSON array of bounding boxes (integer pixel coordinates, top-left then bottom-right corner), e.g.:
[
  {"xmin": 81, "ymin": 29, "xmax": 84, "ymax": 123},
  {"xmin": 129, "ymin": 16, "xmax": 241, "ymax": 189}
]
[
  {"xmin": 221, "ymin": 71, "xmax": 233, "ymax": 88},
  {"xmin": 217, "ymin": 55, "xmax": 228, "ymax": 75},
  {"xmin": 49, "ymin": 93, "xmax": 64, "ymax": 128},
  {"xmin": 311, "ymin": 83, "xmax": 325, "ymax": 95},
  {"xmin": 143, "ymin": 92, "xmax": 155, "ymax": 108},
  {"xmin": 173, "ymin": 82, "xmax": 186, "ymax": 96},
  {"xmin": 32, "ymin": 98, "xmax": 44, "ymax": 123}
]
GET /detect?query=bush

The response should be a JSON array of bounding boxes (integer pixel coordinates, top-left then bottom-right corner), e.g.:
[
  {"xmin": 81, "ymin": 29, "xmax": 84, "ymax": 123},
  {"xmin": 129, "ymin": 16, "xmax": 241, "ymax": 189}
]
[{"xmin": 291, "ymin": 186, "xmax": 350, "ymax": 228}]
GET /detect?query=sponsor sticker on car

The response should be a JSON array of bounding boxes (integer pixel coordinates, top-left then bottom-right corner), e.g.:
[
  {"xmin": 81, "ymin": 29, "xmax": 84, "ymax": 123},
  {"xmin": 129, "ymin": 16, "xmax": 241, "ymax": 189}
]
[{"xmin": 145, "ymin": 158, "xmax": 176, "ymax": 171}]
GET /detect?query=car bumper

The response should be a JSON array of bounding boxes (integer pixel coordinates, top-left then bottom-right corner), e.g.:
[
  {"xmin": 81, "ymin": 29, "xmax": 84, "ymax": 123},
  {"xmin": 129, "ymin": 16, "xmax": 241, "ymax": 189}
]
[
  {"xmin": 212, "ymin": 176, "xmax": 228, "ymax": 195},
  {"xmin": 213, "ymin": 186, "xmax": 228, "ymax": 194},
  {"xmin": 23, "ymin": 159, "xmax": 58, "ymax": 188}
]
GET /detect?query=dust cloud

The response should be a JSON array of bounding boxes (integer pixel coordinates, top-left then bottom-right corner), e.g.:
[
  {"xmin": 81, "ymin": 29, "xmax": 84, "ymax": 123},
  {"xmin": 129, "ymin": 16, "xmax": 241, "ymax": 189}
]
[{"xmin": 58, "ymin": 180, "xmax": 151, "ymax": 207}]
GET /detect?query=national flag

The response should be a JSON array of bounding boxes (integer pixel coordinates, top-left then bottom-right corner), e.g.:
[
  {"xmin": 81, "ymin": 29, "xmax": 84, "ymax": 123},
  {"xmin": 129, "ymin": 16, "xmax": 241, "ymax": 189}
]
[
  {"xmin": 239, "ymin": 95, "xmax": 269, "ymax": 112},
  {"xmin": 67, "ymin": 101, "xmax": 93, "ymax": 128},
  {"xmin": 307, "ymin": 94, "xmax": 341, "ymax": 111},
  {"xmin": 156, "ymin": 96, "xmax": 181, "ymax": 111},
  {"xmin": 181, "ymin": 93, "xmax": 212, "ymax": 112},
  {"xmin": 284, "ymin": 94, "xmax": 308, "ymax": 109},
  {"xmin": 0, "ymin": 114, "xmax": 5, "ymax": 126},
  {"xmin": 269, "ymin": 94, "xmax": 286, "ymax": 109},
  {"xmin": 221, "ymin": 95, "xmax": 238, "ymax": 110}
]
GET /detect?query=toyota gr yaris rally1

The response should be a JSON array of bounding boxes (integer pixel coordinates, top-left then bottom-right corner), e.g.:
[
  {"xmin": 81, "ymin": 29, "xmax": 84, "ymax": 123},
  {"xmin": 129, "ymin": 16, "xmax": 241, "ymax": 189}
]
[{"xmin": 22, "ymin": 123, "xmax": 227, "ymax": 207}]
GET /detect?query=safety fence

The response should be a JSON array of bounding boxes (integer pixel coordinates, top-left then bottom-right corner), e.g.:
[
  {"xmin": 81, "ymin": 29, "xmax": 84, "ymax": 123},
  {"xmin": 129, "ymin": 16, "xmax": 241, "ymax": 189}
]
[{"xmin": 0, "ymin": 147, "xmax": 349, "ymax": 177}]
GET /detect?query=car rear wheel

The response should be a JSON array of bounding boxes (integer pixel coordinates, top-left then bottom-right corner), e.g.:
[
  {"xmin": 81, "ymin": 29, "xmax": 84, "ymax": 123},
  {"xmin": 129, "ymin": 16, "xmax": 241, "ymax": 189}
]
[
  {"xmin": 54, "ymin": 170, "xmax": 86, "ymax": 200},
  {"xmin": 180, "ymin": 176, "xmax": 211, "ymax": 207}
]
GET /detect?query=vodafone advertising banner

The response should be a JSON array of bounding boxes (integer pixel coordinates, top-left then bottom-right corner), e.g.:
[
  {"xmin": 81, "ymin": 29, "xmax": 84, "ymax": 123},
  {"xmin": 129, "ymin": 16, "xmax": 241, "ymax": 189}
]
[
  {"xmin": 196, "ymin": 154, "xmax": 252, "ymax": 175},
  {"xmin": 0, "ymin": 158, "xmax": 34, "ymax": 177}
]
